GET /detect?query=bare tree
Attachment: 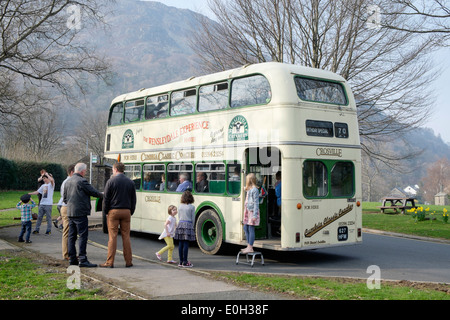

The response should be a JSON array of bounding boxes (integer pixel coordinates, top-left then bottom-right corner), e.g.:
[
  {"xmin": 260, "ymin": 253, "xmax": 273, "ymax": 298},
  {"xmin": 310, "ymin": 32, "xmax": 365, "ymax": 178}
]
[
  {"xmin": 0, "ymin": 108, "xmax": 65, "ymax": 162},
  {"xmin": 361, "ymin": 152, "xmax": 397, "ymax": 201},
  {"xmin": 73, "ymin": 110, "xmax": 108, "ymax": 164},
  {"xmin": 383, "ymin": 0, "xmax": 450, "ymax": 36},
  {"xmin": 192, "ymin": 0, "xmax": 445, "ymax": 163},
  {"xmin": 0, "ymin": 0, "xmax": 113, "ymax": 127},
  {"xmin": 421, "ymin": 157, "xmax": 450, "ymax": 202}
]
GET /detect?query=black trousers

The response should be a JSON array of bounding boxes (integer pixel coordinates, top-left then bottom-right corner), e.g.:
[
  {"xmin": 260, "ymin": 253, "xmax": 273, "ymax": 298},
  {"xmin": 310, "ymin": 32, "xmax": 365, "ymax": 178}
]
[{"xmin": 68, "ymin": 216, "xmax": 89, "ymax": 263}]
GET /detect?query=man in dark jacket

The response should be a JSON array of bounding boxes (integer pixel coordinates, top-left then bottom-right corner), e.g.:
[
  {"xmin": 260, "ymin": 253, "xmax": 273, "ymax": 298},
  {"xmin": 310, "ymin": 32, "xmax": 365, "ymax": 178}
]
[
  {"xmin": 100, "ymin": 162, "xmax": 136, "ymax": 268},
  {"xmin": 63, "ymin": 162, "xmax": 103, "ymax": 267}
]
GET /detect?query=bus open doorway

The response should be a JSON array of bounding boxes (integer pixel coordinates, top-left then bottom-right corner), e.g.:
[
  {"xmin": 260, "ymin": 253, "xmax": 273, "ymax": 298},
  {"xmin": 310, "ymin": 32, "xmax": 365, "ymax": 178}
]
[{"xmin": 245, "ymin": 147, "xmax": 281, "ymax": 242}]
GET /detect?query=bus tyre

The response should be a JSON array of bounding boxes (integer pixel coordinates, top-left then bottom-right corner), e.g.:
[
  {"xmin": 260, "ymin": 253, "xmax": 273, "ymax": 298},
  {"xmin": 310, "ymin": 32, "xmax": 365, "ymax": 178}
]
[{"xmin": 196, "ymin": 209, "xmax": 223, "ymax": 255}]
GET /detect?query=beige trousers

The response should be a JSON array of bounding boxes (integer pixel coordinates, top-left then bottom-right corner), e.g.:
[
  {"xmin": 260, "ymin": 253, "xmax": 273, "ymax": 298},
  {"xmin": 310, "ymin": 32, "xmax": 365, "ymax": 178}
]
[
  {"xmin": 105, "ymin": 209, "xmax": 132, "ymax": 266},
  {"xmin": 60, "ymin": 206, "xmax": 69, "ymax": 260}
]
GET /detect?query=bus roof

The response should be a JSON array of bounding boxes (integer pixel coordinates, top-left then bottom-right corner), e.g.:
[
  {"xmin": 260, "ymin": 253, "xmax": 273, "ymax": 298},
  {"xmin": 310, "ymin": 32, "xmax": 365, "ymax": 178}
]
[{"xmin": 110, "ymin": 62, "xmax": 348, "ymax": 105}]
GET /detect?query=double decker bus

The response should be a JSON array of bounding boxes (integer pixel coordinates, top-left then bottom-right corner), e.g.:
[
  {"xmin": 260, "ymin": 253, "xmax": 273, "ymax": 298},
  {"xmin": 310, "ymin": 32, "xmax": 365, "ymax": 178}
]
[{"xmin": 104, "ymin": 62, "xmax": 362, "ymax": 254}]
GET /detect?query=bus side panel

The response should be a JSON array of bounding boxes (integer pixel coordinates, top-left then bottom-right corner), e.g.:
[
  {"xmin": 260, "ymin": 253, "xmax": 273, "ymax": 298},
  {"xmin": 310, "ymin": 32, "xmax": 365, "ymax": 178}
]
[
  {"xmin": 224, "ymin": 188, "xmax": 245, "ymax": 244},
  {"xmin": 130, "ymin": 192, "xmax": 143, "ymax": 232},
  {"xmin": 301, "ymin": 198, "xmax": 358, "ymax": 248},
  {"xmin": 139, "ymin": 193, "xmax": 176, "ymax": 235},
  {"xmin": 280, "ymin": 158, "xmax": 303, "ymax": 249}
]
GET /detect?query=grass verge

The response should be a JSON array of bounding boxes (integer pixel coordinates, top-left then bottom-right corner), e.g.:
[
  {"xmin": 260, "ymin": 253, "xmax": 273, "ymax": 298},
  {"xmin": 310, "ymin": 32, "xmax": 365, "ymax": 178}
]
[
  {"xmin": 0, "ymin": 249, "xmax": 138, "ymax": 300},
  {"xmin": 210, "ymin": 272, "xmax": 450, "ymax": 300}
]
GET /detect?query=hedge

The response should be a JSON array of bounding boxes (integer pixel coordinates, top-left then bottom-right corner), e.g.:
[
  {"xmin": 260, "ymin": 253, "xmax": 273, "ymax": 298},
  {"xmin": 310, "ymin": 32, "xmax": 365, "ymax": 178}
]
[
  {"xmin": 0, "ymin": 158, "xmax": 65, "ymax": 191},
  {"xmin": 0, "ymin": 158, "xmax": 18, "ymax": 190}
]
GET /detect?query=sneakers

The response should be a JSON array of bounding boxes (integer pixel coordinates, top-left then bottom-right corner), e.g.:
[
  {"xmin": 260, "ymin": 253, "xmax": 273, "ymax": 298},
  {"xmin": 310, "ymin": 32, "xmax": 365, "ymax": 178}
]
[
  {"xmin": 179, "ymin": 261, "xmax": 193, "ymax": 268},
  {"xmin": 156, "ymin": 253, "xmax": 177, "ymax": 264},
  {"xmin": 32, "ymin": 230, "xmax": 51, "ymax": 235}
]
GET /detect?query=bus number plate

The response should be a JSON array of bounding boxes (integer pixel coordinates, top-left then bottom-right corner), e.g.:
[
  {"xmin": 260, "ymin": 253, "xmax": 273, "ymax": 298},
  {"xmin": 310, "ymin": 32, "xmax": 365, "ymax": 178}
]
[{"xmin": 337, "ymin": 226, "xmax": 348, "ymax": 241}]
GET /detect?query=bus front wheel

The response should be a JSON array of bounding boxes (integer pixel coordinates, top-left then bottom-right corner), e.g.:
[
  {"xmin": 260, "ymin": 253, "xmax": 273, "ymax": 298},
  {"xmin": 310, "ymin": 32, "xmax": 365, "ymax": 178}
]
[{"xmin": 196, "ymin": 209, "xmax": 223, "ymax": 255}]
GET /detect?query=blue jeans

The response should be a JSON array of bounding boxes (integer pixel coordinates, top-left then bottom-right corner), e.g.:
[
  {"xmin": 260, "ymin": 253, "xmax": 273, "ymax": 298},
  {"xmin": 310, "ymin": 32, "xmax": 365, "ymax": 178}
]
[
  {"xmin": 243, "ymin": 224, "xmax": 255, "ymax": 246},
  {"xmin": 68, "ymin": 216, "xmax": 89, "ymax": 263},
  {"xmin": 19, "ymin": 220, "xmax": 32, "ymax": 241},
  {"xmin": 34, "ymin": 205, "xmax": 52, "ymax": 233},
  {"xmin": 178, "ymin": 240, "xmax": 189, "ymax": 265}
]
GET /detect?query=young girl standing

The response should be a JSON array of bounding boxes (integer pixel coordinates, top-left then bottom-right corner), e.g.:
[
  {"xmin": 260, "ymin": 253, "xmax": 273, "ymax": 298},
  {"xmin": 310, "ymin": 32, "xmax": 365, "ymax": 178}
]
[
  {"xmin": 174, "ymin": 191, "xmax": 196, "ymax": 267},
  {"xmin": 156, "ymin": 205, "xmax": 178, "ymax": 263},
  {"xmin": 242, "ymin": 173, "xmax": 260, "ymax": 253}
]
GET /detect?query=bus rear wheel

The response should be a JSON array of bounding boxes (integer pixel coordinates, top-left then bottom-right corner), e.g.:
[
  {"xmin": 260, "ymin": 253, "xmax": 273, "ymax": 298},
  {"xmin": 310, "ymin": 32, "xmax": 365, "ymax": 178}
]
[{"xmin": 195, "ymin": 209, "xmax": 223, "ymax": 255}]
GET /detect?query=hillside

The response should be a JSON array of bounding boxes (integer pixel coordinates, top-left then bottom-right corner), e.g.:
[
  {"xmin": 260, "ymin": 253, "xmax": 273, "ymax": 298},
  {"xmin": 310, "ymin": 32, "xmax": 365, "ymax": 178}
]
[{"xmin": 82, "ymin": 0, "xmax": 206, "ymax": 111}]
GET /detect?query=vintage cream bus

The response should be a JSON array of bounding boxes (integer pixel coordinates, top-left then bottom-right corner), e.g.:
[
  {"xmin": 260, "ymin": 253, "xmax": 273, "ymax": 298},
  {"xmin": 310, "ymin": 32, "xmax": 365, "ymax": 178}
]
[{"xmin": 103, "ymin": 62, "xmax": 362, "ymax": 254}]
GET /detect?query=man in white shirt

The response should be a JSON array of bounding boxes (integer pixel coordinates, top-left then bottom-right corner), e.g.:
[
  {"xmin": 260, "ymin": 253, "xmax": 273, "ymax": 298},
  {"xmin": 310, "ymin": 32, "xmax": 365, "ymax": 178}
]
[{"xmin": 29, "ymin": 173, "xmax": 55, "ymax": 235}]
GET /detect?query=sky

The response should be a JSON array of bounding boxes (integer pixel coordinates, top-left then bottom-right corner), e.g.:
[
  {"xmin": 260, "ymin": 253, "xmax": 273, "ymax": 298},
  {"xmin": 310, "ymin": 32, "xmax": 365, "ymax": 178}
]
[{"xmin": 152, "ymin": 0, "xmax": 450, "ymax": 143}]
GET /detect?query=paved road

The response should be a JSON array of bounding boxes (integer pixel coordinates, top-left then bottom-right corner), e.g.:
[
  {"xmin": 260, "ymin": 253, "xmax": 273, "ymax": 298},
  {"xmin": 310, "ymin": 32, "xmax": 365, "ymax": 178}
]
[{"xmin": 88, "ymin": 228, "xmax": 450, "ymax": 284}]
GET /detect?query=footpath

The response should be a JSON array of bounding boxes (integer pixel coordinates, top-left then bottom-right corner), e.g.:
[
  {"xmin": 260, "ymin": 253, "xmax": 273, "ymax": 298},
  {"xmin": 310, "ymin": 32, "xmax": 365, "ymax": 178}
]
[{"xmin": 0, "ymin": 209, "xmax": 290, "ymax": 301}]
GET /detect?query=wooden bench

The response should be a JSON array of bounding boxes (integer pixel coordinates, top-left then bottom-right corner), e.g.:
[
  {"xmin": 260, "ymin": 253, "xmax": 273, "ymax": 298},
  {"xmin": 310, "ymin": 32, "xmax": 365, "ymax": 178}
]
[{"xmin": 378, "ymin": 197, "xmax": 416, "ymax": 214}]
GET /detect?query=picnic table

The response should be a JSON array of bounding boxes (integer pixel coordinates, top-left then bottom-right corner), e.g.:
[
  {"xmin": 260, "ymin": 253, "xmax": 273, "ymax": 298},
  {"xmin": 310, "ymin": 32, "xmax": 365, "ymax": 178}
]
[{"xmin": 378, "ymin": 197, "xmax": 417, "ymax": 214}]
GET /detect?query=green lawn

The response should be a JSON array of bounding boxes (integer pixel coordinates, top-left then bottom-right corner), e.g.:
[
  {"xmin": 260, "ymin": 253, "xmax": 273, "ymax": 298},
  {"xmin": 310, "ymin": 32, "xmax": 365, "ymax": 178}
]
[
  {"xmin": 362, "ymin": 202, "xmax": 450, "ymax": 240},
  {"xmin": 0, "ymin": 190, "xmax": 61, "ymax": 227}
]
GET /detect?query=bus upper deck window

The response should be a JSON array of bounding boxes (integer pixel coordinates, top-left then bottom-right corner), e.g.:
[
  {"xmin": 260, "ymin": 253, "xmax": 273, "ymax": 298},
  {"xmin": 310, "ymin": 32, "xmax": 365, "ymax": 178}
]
[
  {"xmin": 108, "ymin": 103, "xmax": 123, "ymax": 126},
  {"xmin": 146, "ymin": 95, "xmax": 168, "ymax": 120},
  {"xmin": 199, "ymin": 83, "xmax": 228, "ymax": 112},
  {"xmin": 295, "ymin": 77, "xmax": 347, "ymax": 105},
  {"xmin": 171, "ymin": 89, "xmax": 197, "ymax": 116},
  {"xmin": 231, "ymin": 75, "xmax": 271, "ymax": 108},
  {"xmin": 124, "ymin": 99, "xmax": 145, "ymax": 123}
]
